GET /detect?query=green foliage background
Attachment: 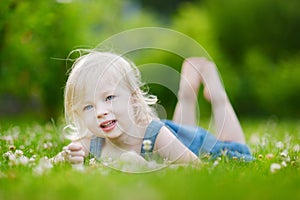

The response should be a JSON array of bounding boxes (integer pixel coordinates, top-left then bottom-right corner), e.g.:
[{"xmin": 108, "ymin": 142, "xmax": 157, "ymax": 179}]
[{"xmin": 0, "ymin": 0, "xmax": 299, "ymax": 120}]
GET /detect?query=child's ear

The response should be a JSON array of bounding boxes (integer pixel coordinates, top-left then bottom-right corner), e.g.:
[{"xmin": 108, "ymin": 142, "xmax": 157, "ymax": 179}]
[{"xmin": 130, "ymin": 91, "xmax": 138, "ymax": 103}]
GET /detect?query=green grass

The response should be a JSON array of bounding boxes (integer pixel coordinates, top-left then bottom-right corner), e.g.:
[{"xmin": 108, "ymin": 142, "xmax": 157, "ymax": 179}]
[{"xmin": 0, "ymin": 118, "xmax": 299, "ymax": 200}]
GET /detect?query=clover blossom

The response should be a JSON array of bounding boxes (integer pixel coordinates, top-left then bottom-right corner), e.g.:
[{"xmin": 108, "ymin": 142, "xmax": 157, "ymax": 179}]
[
  {"xmin": 142, "ymin": 140, "xmax": 152, "ymax": 152},
  {"xmin": 270, "ymin": 163, "xmax": 281, "ymax": 173},
  {"xmin": 293, "ymin": 144, "xmax": 300, "ymax": 153}
]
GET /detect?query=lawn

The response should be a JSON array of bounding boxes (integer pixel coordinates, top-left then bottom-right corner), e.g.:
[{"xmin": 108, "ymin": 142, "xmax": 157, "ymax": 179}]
[{"xmin": 0, "ymin": 118, "xmax": 299, "ymax": 200}]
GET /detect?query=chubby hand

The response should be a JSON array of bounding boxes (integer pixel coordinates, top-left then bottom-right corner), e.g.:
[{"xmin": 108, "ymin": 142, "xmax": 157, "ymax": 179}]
[{"xmin": 64, "ymin": 142, "xmax": 85, "ymax": 165}]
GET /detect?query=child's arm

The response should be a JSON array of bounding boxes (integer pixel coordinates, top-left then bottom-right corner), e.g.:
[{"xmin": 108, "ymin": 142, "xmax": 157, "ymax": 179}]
[{"xmin": 154, "ymin": 126, "xmax": 201, "ymax": 164}]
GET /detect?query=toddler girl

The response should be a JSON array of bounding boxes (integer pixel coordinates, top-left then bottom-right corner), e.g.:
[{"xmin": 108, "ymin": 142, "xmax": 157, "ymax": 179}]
[{"xmin": 58, "ymin": 49, "xmax": 252, "ymax": 169}]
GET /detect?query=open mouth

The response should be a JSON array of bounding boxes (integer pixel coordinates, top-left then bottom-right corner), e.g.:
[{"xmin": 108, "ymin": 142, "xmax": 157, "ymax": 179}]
[{"xmin": 100, "ymin": 120, "xmax": 117, "ymax": 132}]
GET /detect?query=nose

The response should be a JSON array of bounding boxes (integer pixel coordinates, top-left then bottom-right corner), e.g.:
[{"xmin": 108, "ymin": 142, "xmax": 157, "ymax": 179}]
[
  {"xmin": 96, "ymin": 104, "xmax": 109, "ymax": 118},
  {"xmin": 97, "ymin": 112, "xmax": 108, "ymax": 119}
]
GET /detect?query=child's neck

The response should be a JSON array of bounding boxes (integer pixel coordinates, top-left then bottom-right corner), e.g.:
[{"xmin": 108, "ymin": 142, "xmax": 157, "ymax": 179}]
[
  {"xmin": 111, "ymin": 124, "xmax": 146, "ymax": 149},
  {"xmin": 102, "ymin": 119, "xmax": 152, "ymax": 158}
]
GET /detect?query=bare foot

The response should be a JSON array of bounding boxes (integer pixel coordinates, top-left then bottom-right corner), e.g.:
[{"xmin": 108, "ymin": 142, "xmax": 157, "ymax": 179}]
[
  {"xmin": 178, "ymin": 58, "xmax": 203, "ymax": 101},
  {"xmin": 184, "ymin": 57, "xmax": 227, "ymax": 104}
]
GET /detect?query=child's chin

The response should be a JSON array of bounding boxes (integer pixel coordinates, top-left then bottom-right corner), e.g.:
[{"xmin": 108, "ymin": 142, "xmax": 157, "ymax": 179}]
[
  {"xmin": 105, "ymin": 133, "xmax": 122, "ymax": 139},
  {"xmin": 94, "ymin": 132, "xmax": 106, "ymax": 138}
]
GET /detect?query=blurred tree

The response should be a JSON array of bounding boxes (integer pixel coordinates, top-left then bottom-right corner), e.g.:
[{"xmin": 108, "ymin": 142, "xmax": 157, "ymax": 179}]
[
  {"xmin": 206, "ymin": 0, "xmax": 300, "ymax": 64},
  {"xmin": 0, "ymin": 1, "xmax": 86, "ymax": 119},
  {"xmin": 204, "ymin": 0, "xmax": 300, "ymax": 117},
  {"xmin": 0, "ymin": 0, "xmax": 161, "ymax": 120},
  {"xmin": 132, "ymin": 0, "xmax": 200, "ymax": 17}
]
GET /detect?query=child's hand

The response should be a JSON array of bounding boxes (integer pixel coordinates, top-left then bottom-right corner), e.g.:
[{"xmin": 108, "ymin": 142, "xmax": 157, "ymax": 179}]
[{"xmin": 64, "ymin": 142, "xmax": 85, "ymax": 165}]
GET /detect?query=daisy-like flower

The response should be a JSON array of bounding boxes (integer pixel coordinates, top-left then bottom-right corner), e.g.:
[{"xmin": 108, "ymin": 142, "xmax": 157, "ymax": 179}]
[
  {"xmin": 280, "ymin": 150, "xmax": 288, "ymax": 158},
  {"xmin": 281, "ymin": 161, "xmax": 287, "ymax": 167},
  {"xmin": 276, "ymin": 141, "xmax": 284, "ymax": 149},
  {"xmin": 1, "ymin": 135, "xmax": 14, "ymax": 144},
  {"xmin": 249, "ymin": 134, "xmax": 260, "ymax": 145},
  {"xmin": 2, "ymin": 151, "xmax": 13, "ymax": 158},
  {"xmin": 8, "ymin": 153, "xmax": 16, "ymax": 161},
  {"xmin": 50, "ymin": 152, "xmax": 66, "ymax": 164},
  {"xmin": 142, "ymin": 140, "xmax": 152, "ymax": 152},
  {"xmin": 270, "ymin": 163, "xmax": 281, "ymax": 173},
  {"xmin": 29, "ymin": 157, "xmax": 36, "ymax": 164},
  {"xmin": 293, "ymin": 144, "xmax": 300, "ymax": 153},
  {"xmin": 33, "ymin": 157, "xmax": 53, "ymax": 176},
  {"xmin": 19, "ymin": 156, "xmax": 29, "ymax": 165},
  {"xmin": 284, "ymin": 156, "xmax": 291, "ymax": 162},
  {"xmin": 89, "ymin": 158, "xmax": 97, "ymax": 166},
  {"xmin": 212, "ymin": 160, "xmax": 219, "ymax": 167},
  {"xmin": 265, "ymin": 153, "xmax": 274, "ymax": 160},
  {"xmin": 15, "ymin": 149, "xmax": 24, "ymax": 157},
  {"xmin": 43, "ymin": 142, "xmax": 53, "ymax": 149}
]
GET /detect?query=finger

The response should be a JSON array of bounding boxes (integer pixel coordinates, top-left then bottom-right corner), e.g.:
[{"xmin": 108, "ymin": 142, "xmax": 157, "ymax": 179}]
[
  {"xmin": 69, "ymin": 150, "xmax": 85, "ymax": 157},
  {"xmin": 68, "ymin": 143, "xmax": 83, "ymax": 151},
  {"xmin": 69, "ymin": 156, "xmax": 84, "ymax": 164}
]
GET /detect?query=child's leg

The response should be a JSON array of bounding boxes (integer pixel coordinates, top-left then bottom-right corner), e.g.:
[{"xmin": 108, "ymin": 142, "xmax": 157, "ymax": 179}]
[
  {"xmin": 173, "ymin": 58, "xmax": 245, "ymax": 144},
  {"xmin": 172, "ymin": 59, "xmax": 201, "ymax": 126}
]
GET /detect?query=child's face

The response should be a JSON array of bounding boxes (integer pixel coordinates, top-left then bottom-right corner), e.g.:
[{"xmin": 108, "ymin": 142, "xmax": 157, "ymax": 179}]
[{"xmin": 77, "ymin": 74, "xmax": 136, "ymax": 139}]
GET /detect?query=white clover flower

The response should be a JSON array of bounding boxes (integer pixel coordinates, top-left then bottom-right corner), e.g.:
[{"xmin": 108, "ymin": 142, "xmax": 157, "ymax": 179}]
[
  {"xmin": 44, "ymin": 133, "xmax": 52, "ymax": 140},
  {"xmin": 261, "ymin": 137, "xmax": 269, "ymax": 147},
  {"xmin": 280, "ymin": 150, "xmax": 288, "ymax": 158},
  {"xmin": 212, "ymin": 160, "xmax": 219, "ymax": 167},
  {"xmin": 281, "ymin": 161, "xmax": 287, "ymax": 167},
  {"xmin": 276, "ymin": 141, "xmax": 284, "ymax": 149},
  {"xmin": 1, "ymin": 135, "xmax": 14, "ymax": 144},
  {"xmin": 265, "ymin": 153, "xmax": 274, "ymax": 160},
  {"xmin": 29, "ymin": 157, "xmax": 36, "ymax": 163},
  {"xmin": 15, "ymin": 149, "xmax": 24, "ymax": 157},
  {"xmin": 89, "ymin": 158, "xmax": 97, "ymax": 165},
  {"xmin": 19, "ymin": 156, "xmax": 29, "ymax": 165},
  {"xmin": 284, "ymin": 156, "xmax": 291, "ymax": 162},
  {"xmin": 8, "ymin": 153, "xmax": 16, "ymax": 161},
  {"xmin": 142, "ymin": 140, "xmax": 152, "ymax": 152},
  {"xmin": 50, "ymin": 152, "xmax": 65, "ymax": 164},
  {"xmin": 43, "ymin": 142, "xmax": 53, "ymax": 149},
  {"xmin": 249, "ymin": 134, "xmax": 260, "ymax": 145},
  {"xmin": 33, "ymin": 157, "xmax": 53, "ymax": 176},
  {"xmin": 293, "ymin": 144, "xmax": 300, "ymax": 152},
  {"xmin": 270, "ymin": 163, "xmax": 281, "ymax": 173},
  {"xmin": 3, "ymin": 151, "xmax": 13, "ymax": 158}
]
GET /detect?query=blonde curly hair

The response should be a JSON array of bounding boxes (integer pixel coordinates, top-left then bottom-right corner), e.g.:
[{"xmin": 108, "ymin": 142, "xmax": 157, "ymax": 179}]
[{"xmin": 64, "ymin": 49, "xmax": 158, "ymax": 140}]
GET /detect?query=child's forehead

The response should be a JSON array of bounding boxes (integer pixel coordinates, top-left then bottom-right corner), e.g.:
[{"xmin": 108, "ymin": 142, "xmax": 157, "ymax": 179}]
[{"xmin": 83, "ymin": 74, "xmax": 128, "ymax": 96}]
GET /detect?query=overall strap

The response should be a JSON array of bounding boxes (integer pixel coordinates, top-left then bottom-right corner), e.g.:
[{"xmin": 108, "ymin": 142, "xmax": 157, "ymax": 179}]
[
  {"xmin": 89, "ymin": 137, "xmax": 104, "ymax": 159},
  {"xmin": 140, "ymin": 120, "xmax": 164, "ymax": 157}
]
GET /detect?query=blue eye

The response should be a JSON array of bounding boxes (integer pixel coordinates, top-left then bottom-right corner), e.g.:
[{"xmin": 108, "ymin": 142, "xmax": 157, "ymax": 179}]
[
  {"xmin": 83, "ymin": 105, "xmax": 94, "ymax": 111},
  {"xmin": 105, "ymin": 95, "xmax": 116, "ymax": 101}
]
